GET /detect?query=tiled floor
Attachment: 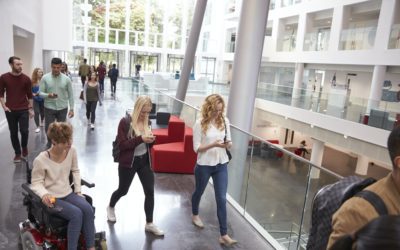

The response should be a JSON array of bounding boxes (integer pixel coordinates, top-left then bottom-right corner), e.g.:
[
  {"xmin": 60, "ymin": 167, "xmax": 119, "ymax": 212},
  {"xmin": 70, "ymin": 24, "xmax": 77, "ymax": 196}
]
[{"xmin": 0, "ymin": 79, "xmax": 272, "ymax": 250}]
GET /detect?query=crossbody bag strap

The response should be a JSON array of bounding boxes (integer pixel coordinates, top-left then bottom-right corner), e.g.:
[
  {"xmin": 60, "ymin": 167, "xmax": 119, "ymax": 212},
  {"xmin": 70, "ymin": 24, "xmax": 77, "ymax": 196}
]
[{"xmin": 355, "ymin": 190, "xmax": 388, "ymax": 215}]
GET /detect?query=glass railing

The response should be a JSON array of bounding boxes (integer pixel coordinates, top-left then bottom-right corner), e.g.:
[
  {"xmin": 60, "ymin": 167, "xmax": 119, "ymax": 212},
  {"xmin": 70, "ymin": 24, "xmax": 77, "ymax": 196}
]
[
  {"xmin": 388, "ymin": 24, "xmax": 400, "ymax": 49},
  {"xmin": 255, "ymin": 82, "xmax": 400, "ymax": 131},
  {"xmin": 303, "ymin": 31, "xmax": 330, "ymax": 51},
  {"xmin": 278, "ymin": 34, "xmax": 297, "ymax": 52},
  {"xmin": 339, "ymin": 26, "xmax": 377, "ymax": 50},
  {"xmin": 135, "ymin": 83, "xmax": 343, "ymax": 249},
  {"xmin": 140, "ymin": 75, "xmax": 399, "ymax": 131}
]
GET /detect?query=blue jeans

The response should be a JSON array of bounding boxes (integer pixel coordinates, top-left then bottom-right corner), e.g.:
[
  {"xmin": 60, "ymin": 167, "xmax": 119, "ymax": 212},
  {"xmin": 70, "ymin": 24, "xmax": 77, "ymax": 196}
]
[
  {"xmin": 56, "ymin": 192, "xmax": 95, "ymax": 250},
  {"xmin": 191, "ymin": 163, "xmax": 228, "ymax": 235}
]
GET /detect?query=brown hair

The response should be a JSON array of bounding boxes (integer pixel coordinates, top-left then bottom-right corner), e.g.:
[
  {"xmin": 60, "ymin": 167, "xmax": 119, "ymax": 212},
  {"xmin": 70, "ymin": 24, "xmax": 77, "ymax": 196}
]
[
  {"xmin": 200, "ymin": 94, "xmax": 226, "ymax": 134},
  {"xmin": 47, "ymin": 122, "xmax": 73, "ymax": 144}
]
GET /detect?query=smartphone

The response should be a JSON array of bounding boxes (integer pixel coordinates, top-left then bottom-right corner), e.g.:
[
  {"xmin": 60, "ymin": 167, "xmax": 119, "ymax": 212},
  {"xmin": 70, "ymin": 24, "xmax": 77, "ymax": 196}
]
[
  {"xmin": 223, "ymin": 140, "xmax": 231, "ymax": 144},
  {"xmin": 53, "ymin": 93, "xmax": 58, "ymax": 97}
]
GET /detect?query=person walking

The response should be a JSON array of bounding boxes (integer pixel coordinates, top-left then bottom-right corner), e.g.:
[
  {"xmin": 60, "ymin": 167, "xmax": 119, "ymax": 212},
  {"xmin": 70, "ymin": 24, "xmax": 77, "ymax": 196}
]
[
  {"xmin": 78, "ymin": 58, "xmax": 90, "ymax": 88},
  {"xmin": 31, "ymin": 122, "xmax": 96, "ymax": 250},
  {"xmin": 109, "ymin": 64, "xmax": 119, "ymax": 96},
  {"xmin": 83, "ymin": 72, "xmax": 102, "ymax": 130},
  {"xmin": 191, "ymin": 94, "xmax": 237, "ymax": 246},
  {"xmin": 31, "ymin": 68, "xmax": 45, "ymax": 133},
  {"xmin": 40, "ymin": 57, "xmax": 74, "ymax": 148},
  {"xmin": 0, "ymin": 56, "xmax": 34, "ymax": 163},
  {"xmin": 96, "ymin": 61, "xmax": 106, "ymax": 93},
  {"xmin": 107, "ymin": 96, "xmax": 164, "ymax": 236}
]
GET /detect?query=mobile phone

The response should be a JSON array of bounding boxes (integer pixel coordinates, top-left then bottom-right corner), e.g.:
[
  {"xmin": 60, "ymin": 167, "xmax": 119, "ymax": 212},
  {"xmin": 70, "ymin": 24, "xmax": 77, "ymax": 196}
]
[
  {"xmin": 53, "ymin": 93, "xmax": 58, "ymax": 97},
  {"xmin": 224, "ymin": 140, "xmax": 231, "ymax": 144}
]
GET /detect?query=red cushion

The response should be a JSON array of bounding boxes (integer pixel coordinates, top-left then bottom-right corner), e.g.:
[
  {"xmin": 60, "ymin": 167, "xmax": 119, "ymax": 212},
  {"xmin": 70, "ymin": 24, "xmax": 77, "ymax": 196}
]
[
  {"xmin": 152, "ymin": 116, "xmax": 185, "ymax": 145},
  {"xmin": 267, "ymin": 140, "xmax": 279, "ymax": 144}
]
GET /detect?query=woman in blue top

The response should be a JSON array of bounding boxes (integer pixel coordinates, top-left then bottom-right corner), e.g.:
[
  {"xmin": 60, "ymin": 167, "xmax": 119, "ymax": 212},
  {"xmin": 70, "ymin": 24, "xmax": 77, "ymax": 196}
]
[{"xmin": 31, "ymin": 68, "xmax": 44, "ymax": 133}]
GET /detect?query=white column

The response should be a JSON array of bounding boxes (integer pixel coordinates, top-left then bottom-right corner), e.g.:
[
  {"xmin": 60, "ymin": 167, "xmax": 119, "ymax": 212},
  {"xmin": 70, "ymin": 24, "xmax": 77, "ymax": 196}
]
[
  {"xmin": 292, "ymin": 62, "xmax": 304, "ymax": 98},
  {"xmin": 175, "ymin": 0, "xmax": 208, "ymax": 103},
  {"xmin": 355, "ymin": 155, "xmax": 369, "ymax": 176},
  {"xmin": 296, "ymin": 13, "xmax": 307, "ymax": 52},
  {"xmin": 367, "ymin": 65, "xmax": 386, "ymax": 113},
  {"xmin": 329, "ymin": 6, "xmax": 346, "ymax": 52},
  {"xmin": 374, "ymin": 0, "xmax": 396, "ymax": 50},
  {"xmin": 226, "ymin": 0, "xmax": 270, "ymax": 201},
  {"xmin": 310, "ymin": 139, "xmax": 324, "ymax": 179},
  {"xmin": 144, "ymin": 0, "xmax": 150, "ymax": 47}
]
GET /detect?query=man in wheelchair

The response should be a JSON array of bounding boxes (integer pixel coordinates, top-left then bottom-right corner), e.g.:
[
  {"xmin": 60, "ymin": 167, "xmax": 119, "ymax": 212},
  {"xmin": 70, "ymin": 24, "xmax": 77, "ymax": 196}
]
[{"xmin": 19, "ymin": 122, "xmax": 106, "ymax": 250}]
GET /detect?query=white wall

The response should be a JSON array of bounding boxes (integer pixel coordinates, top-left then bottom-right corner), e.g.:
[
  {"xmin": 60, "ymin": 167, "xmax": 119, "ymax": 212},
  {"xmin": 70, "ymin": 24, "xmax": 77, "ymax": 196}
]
[
  {"xmin": 0, "ymin": 0, "xmax": 71, "ymax": 75},
  {"xmin": 0, "ymin": 0, "xmax": 43, "ymax": 74}
]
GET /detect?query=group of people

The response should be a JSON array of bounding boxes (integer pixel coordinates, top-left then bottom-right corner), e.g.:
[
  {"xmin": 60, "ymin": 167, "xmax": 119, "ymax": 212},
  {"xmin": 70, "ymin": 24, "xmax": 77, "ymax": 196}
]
[
  {"xmin": 106, "ymin": 94, "xmax": 237, "ymax": 245},
  {"xmin": 78, "ymin": 59, "xmax": 119, "ymax": 96}
]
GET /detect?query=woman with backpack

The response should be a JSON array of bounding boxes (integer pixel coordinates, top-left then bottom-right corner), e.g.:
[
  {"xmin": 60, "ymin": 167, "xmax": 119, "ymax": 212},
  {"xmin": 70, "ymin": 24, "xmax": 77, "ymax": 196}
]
[{"xmin": 106, "ymin": 95, "xmax": 164, "ymax": 236}]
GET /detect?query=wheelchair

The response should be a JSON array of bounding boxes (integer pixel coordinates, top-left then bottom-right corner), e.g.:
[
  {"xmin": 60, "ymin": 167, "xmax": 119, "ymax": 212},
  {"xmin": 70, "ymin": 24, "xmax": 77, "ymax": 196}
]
[{"xmin": 19, "ymin": 159, "xmax": 107, "ymax": 250}]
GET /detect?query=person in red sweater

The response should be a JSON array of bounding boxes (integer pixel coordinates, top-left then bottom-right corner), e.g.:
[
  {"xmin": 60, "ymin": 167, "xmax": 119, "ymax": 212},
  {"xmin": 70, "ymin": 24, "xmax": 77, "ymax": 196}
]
[
  {"xmin": 96, "ymin": 61, "xmax": 106, "ymax": 93},
  {"xmin": 0, "ymin": 56, "xmax": 33, "ymax": 163}
]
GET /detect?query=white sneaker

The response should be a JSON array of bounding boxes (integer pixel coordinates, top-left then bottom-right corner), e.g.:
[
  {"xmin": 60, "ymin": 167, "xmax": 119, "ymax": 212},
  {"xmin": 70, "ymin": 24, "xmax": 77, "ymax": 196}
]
[
  {"xmin": 90, "ymin": 124, "xmax": 95, "ymax": 130},
  {"xmin": 35, "ymin": 128, "xmax": 40, "ymax": 133},
  {"xmin": 145, "ymin": 223, "xmax": 164, "ymax": 236},
  {"xmin": 107, "ymin": 206, "xmax": 116, "ymax": 222}
]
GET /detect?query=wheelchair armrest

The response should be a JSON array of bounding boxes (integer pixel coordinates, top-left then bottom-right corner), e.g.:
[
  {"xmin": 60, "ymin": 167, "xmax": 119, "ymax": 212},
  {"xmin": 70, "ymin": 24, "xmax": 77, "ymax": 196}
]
[
  {"xmin": 22, "ymin": 183, "xmax": 62, "ymax": 214},
  {"xmin": 81, "ymin": 179, "xmax": 95, "ymax": 188}
]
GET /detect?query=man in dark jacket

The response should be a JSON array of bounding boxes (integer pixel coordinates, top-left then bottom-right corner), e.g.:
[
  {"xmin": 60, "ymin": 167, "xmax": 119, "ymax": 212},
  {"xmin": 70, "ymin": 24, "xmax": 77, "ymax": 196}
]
[
  {"xmin": 97, "ymin": 61, "xmax": 106, "ymax": 93},
  {"xmin": 109, "ymin": 64, "xmax": 119, "ymax": 96}
]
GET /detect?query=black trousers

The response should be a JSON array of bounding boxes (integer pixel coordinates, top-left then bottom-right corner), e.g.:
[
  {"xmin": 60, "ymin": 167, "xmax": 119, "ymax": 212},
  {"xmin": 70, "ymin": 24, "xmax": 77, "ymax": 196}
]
[
  {"xmin": 111, "ymin": 80, "xmax": 117, "ymax": 93},
  {"xmin": 86, "ymin": 101, "xmax": 98, "ymax": 123},
  {"xmin": 44, "ymin": 107, "xmax": 68, "ymax": 147},
  {"xmin": 5, "ymin": 110, "xmax": 29, "ymax": 155},
  {"xmin": 33, "ymin": 100, "xmax": 44, "ymax": 127},
  {"xmin": 109, "ymin": 154, "xmax": 154, "ymax": 222},
  {"xmin": 80, "ymin": 76, "xmax": 87, "ymax": 88}
]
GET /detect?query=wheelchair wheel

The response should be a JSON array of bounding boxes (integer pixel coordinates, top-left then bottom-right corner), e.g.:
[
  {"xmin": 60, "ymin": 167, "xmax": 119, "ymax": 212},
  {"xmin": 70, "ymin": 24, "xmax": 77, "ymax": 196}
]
[{"xmin": 20, "ymin": 231, "xmax": 41, "ymax": 250}]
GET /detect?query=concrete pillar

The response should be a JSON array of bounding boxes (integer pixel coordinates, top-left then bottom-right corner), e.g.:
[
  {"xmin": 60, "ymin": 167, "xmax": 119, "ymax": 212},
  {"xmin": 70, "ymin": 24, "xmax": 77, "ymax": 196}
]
[
  {"xmin": 310, "ymin": 139, "xmax": 324, "ymax": 179},
  {"xmin": 175, "ymin": 0, "xmax": 208, "ymax": 105},
  {"xmin": 367, "ymin": 65, "xmax": 386, "ymax": 113},
  {"xmin": 355, "ymin": 155, "xmax": 369, "ymax": 175},
  {"xmin": 226, "ymin": 0, "xmax": 270, "ymax": 201}
]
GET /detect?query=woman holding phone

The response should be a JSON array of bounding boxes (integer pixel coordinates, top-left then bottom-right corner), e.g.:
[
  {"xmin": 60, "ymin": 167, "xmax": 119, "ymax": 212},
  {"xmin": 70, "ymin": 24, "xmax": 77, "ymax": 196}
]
[
  {"xmin": 191, "ymin": 94, "xmax": 236, "ymax": 246},
  {"xmin": 106, "ymin": 96, "xmax": 164, "ymax": 236}
]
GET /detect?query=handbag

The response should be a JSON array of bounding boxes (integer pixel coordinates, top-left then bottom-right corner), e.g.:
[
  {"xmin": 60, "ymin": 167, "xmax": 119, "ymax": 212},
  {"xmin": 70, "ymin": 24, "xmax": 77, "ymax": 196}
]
[
  {"xmin": 79, "ymin": 90, "xmax": 84, "ymax": 100},
  {"xmin": 223, "ymin": 118, "xmax": 232, "ymax": 161}
]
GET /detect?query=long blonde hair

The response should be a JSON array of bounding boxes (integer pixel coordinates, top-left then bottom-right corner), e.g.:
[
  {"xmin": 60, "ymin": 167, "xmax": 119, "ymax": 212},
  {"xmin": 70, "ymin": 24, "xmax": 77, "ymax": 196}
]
[
  {"xmin": 31, "ymin": 68, "xmax": 43, "ymax": 85},
  {"xmin": 200, "ymin": 94, "xmax": 226, "ymax": 134},
  {"xmin": 130, "ymin": 95, "xmax": 152, "ymax": 136}
]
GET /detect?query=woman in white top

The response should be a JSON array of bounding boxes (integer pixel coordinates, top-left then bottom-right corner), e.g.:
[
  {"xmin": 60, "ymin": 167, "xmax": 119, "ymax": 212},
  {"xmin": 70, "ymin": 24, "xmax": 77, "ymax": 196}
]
[
  {"xmin": 30, "ymin": 122, "xmax": 95, "ymax": 250},
  {"xmin": 191, "ymin": 94, "xmax": 237, "ymax": 246}
]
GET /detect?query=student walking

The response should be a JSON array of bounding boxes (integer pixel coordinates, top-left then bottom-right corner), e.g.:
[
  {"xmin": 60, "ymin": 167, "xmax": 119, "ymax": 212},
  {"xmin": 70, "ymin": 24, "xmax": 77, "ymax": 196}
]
[
  {"xmin": 107, "ymin": 96, "xmax": 164, "ymax": 236},
  {"xmin": 191, "ymin": 94, "xmax": 237, "ymax": 246},
  {"xmin": 31, "ymin": 68, "xmax": 45, "ymax": 133},
  {"xmin": 0, "ymin": 56, "xmax": 34, "ymax": 162},
  {"xmin": 83, "ymin": 72, "xmax": 102, "ymax": 130}
]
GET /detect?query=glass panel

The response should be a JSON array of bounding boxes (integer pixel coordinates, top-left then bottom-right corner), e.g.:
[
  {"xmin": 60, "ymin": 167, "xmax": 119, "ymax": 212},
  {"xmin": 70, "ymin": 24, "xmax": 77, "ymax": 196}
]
[
  {"xmin": 138, "ymin": 32, "xmax": 145, "ymax": 46},
  {"xmin": 109, "ymin": 0, "xmax": 126, "ymax": 29},
  {"xmin": 109, "ymin": 29, "xmax": 116, "ymax": 44},
  {"xmin": 388, "ymin": 24, "xmax": 400, "ymax": 49},
  {"xmin": 75, "ymin": 26, "xmax": 84, "ymax": 41},
  {"xmin": 118, "ymin": 31, "xmax": 125, "ymax": 44},
  {"xmin": 339, "ymin": 27, "xmax": 376, "ymax": 50},
  {"xmin": 129, "ymin": 32, "xmax": 136, "ymax": 45},
  {"xmin": 98, "ymin": 28, "xmax": 105, "ymax": 43},
  {"xmin": 89, "ymin": 0, "xmax": 106, "ymax": 27},
  {"xmin": 130, "ymin": 0, "xmax": 145, "ymax": 32},
  {"xmin": 88, "ymin": 27, "xmax": 96, "ymax": 42}
]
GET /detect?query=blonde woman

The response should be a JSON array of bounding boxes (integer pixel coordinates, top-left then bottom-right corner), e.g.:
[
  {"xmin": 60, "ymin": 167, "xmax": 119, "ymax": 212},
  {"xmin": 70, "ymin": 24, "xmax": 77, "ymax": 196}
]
[
  {"xmin": 31, "ymin": 68, "xmax": 44, "ymax": 133},
  {"xmin": 31, "ymin": 122, "xmax": 95, "ymax": 250},
  {"xmin": 107, "ymin": 96, "xmax": 164, "ymax": 236},
  {"xmin": 191, "ymin": 94, "xmax": 237, "ymax": 246},
  {"xmin": 83, "ymin": 72, "xmax": 102, "ymax": 129}
]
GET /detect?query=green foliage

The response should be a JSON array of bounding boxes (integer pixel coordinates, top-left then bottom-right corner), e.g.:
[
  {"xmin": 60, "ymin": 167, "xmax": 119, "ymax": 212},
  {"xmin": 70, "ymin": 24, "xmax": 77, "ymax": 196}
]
[{"xmin": 130, "ymin": 0, "xmax": 145, "ymax": 31}]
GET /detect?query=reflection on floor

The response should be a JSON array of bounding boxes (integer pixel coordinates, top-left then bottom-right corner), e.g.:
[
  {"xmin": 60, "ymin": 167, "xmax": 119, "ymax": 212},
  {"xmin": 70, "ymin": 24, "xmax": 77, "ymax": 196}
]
[{"xmin": 0, "ymin": 79, "xmax": 272, "ymax": 250}]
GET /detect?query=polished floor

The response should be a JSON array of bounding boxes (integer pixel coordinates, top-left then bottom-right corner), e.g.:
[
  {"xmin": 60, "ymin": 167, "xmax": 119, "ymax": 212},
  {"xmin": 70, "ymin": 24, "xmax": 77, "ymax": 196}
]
[{"xmin": 0, "ymin": 78, "xmax": 272, "ymax": 250}]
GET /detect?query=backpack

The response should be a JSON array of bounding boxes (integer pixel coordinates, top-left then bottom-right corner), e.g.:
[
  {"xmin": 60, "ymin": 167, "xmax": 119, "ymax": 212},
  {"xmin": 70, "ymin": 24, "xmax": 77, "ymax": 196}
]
[
  {"xmin": 112, "ymin": 115, "xmax": 131, "ymax": 163},
  {"xmin": 306, "ymin": 176, "xmax": 388, "ymax": 250}
]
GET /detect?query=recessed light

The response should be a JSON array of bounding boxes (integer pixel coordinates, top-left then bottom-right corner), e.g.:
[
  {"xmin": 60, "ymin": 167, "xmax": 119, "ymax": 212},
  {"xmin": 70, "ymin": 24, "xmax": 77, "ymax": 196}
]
[
  {"xmin": 344, "ymin": 135, "xmax": 348, "ymax": 139},
  {"xmin": 310, "ymin": 124, "xmax": 314, "ymax": 128}
]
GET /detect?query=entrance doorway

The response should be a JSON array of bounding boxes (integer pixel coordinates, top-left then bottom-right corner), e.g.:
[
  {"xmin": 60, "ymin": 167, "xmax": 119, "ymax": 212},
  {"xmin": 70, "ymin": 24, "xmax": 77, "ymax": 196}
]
[{"xmin": 130, "ymin": 52, "xmax": 160, "ymax": 76}]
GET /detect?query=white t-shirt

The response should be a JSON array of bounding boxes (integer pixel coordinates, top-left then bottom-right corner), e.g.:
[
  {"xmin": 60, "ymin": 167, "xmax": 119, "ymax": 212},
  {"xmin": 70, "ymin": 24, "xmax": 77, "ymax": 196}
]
[{"xmin": 193, "ymin": 117, "xmax": 232, "ymax": 166}]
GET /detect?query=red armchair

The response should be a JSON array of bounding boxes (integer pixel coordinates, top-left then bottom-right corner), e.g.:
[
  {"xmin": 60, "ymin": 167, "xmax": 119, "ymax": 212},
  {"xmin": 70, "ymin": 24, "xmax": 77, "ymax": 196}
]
[
  {"xmin": 152, "ymin": 115, "xmax": 185, "ymax": 145},
  {"xmin": 151, "ymin": 127, "xmax": 197, "ymax": 174}
]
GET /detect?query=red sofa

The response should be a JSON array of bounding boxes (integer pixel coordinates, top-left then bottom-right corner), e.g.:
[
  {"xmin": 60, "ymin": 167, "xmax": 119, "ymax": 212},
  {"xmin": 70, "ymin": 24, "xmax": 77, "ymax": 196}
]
[
  {"xmin": 152, "ymin": 115, "xmax": 185, "ymax": 145},
  {"xmin": 151, "ymin": 127, "xmax": 197, "ymax": 174}
]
